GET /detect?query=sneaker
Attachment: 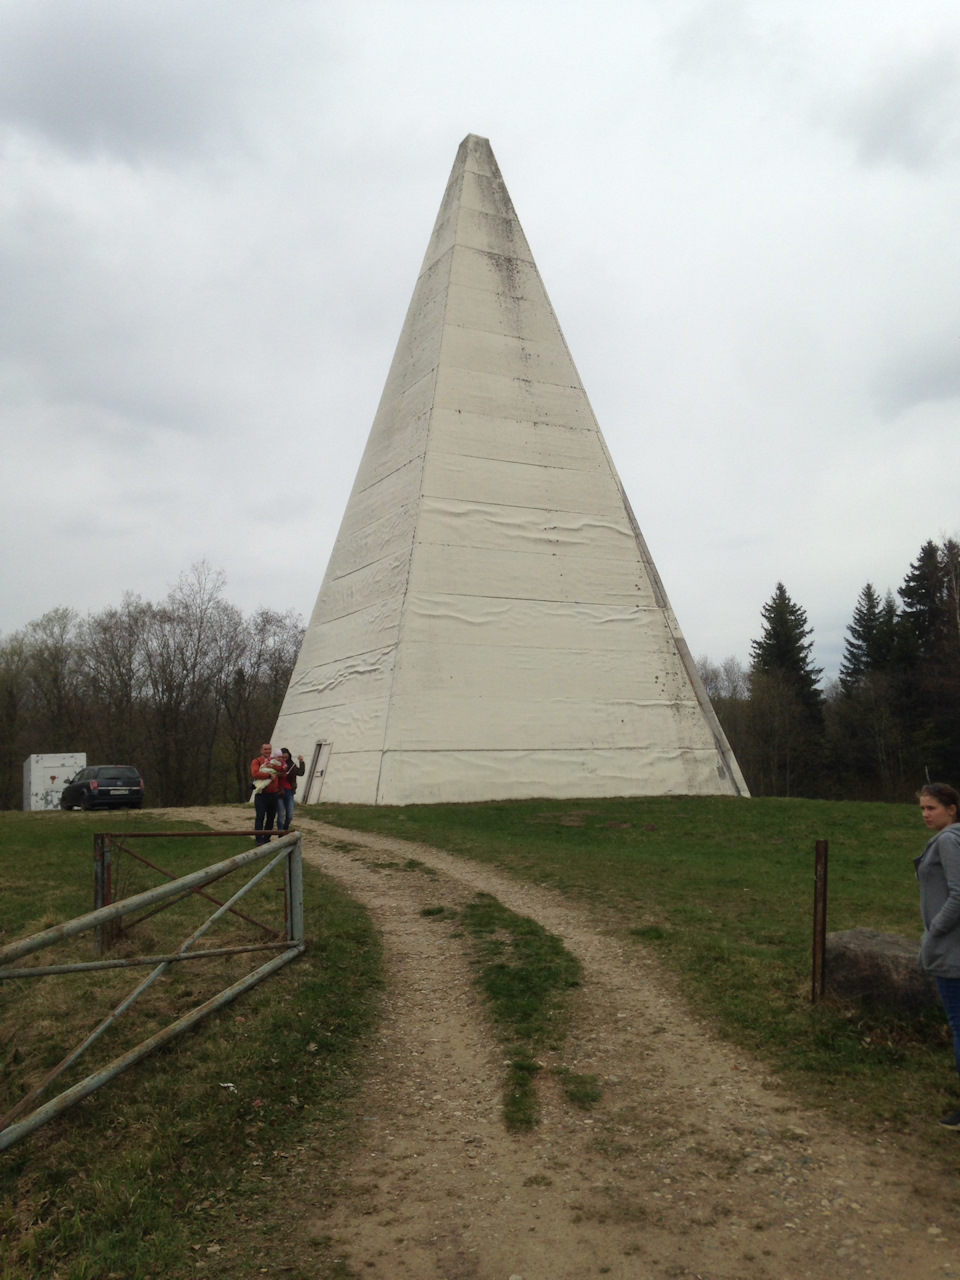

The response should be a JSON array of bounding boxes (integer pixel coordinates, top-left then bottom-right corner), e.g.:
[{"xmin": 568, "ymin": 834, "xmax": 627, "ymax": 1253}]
[{"xmin": 939, "ymin": 1111, "xmax": 960, "ymax": 1129}]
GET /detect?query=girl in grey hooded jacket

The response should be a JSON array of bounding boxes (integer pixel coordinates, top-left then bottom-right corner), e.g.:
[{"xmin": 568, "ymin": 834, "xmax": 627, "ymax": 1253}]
[{"xmin": 915, "ymin": 782, "xmax": 960, "ymax": 1127}]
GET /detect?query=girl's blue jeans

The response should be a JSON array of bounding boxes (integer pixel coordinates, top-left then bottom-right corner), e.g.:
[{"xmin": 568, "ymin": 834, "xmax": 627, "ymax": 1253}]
[
  {"xmin": 935, "ymin": 977, "xmax": 960, "ymax": 1079},
  {"xmin": 277, "ymin": 792, "xmax": 295, "ymax": 831}
]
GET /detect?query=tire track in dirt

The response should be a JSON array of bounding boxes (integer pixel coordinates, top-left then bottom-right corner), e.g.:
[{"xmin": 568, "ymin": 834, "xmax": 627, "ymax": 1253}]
[{"xmin": 184, "ymin": 807, "xmax": 958, "ymax": 1280}]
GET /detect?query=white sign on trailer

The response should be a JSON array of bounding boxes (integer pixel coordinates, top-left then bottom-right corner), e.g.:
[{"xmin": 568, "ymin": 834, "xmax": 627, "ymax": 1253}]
[{"xmin": 23, "ymin": 754, "xmax": 87, "ymax": 811}]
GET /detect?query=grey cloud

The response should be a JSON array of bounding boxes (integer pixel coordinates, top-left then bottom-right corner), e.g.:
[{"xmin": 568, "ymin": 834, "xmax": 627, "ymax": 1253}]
[
  {"xmin": 667, "ymin": 0, "xmax": 798, "ymax": 82},
  {"xmin": 0, "ymin": 0, "xmax": 299, "ymax": 160},
  {"xmin": 839, "ymin": 48, "xmax": 960, "ymax": 171},
  {"xmin": 669, "ymin": 1, "xmax": 759, "ymax": 77},
  {"xmin": 875, "ymin": 339, "xmax": 960, "ymax": 416}
]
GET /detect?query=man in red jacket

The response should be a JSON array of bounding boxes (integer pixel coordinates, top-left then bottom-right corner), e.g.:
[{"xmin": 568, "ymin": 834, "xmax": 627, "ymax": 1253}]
[{"xmin": 251, "ymin": 742, "xmax": 283, "ymax": 844}]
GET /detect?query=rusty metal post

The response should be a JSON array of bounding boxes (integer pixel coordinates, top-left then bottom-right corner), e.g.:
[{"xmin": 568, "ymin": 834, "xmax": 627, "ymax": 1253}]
[
  {"xmin": 94, "ymin": 834, "xmax": 119, "ymax": 953},
  {"xmin": 811, "ymin": 839, "xmax": 829, "ymax": 1003},
  {"xmin": 93, "ymin": 835, "xmax": 106, "ymax": 955},
  {"xmin": 104, "ymin": 834, "xmax": 112, "ymax": 908},
  {"xmin": 103, "ymin": 834, "xmax": 120, "ymax": 950}
]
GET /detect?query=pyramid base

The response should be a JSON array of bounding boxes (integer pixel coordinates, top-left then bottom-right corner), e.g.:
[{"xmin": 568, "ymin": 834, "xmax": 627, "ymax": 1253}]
[{"xmin": 317, "ymin": 746, "xmax": 744, "ymax": 805}]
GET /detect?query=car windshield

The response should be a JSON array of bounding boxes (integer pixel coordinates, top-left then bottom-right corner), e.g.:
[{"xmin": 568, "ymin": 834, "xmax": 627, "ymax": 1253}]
[{"xmin": 97, "ymin": 768, "xmax": 140, "ymax": 781}]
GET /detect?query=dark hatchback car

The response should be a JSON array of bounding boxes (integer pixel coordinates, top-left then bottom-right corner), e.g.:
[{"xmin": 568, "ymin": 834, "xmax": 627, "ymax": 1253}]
[{"xmin": 59, "ymin": 766, "xmax": 144, "ymax": 811}]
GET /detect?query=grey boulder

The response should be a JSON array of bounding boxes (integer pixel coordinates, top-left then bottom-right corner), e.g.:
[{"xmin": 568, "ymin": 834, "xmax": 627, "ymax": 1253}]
[{"xmin": 824, "ymin": 927, "xmax": 938, "ymax": 1012}]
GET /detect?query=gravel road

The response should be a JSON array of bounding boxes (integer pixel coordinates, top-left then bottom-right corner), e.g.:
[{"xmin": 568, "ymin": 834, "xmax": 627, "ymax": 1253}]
[{"xmin": 181, "ymin": 806, "xmax": 958, "ymax": 1280}]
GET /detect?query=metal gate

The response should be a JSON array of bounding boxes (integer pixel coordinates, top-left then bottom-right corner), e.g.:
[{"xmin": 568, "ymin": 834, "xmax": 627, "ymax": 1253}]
[{"xmin": 0, "ymin": 830, "xmax": 304, "ymax": 1152}]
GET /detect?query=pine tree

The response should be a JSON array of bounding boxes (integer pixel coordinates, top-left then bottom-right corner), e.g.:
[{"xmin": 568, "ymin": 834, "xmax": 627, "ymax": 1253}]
[
  {"xmin": 750, "ymin": 583, "xmax": 823, "ymax": 715},
  {"xmin": 746, "ymin": 584, "xmax": 825, "ymax": 797},
  {"xmin": 874, "ymin": 590, "xmax": 900, "ymax": 668},
  {"xmin": 942, "ymin": 538, "xmax": 960, "ymax": 656},
  {"xmin": 898, "ymin": 539, "xmax": 948, "ymax": 659},
  {"xmin": 839, "ymin": 583, "xmax": 880, "ymax": 691},
  {"xmin": 839, "ymin": 584, "xmax": 900, "ymax": 692}
]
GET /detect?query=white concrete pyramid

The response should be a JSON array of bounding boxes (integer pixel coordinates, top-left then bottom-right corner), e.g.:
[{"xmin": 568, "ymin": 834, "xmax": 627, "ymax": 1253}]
[{"xmin": 274, "ymin": 135, "xmax": 748, "ymax": 804}]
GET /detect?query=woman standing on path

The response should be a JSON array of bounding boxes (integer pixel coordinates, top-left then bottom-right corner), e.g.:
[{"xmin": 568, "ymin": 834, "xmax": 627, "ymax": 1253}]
[
  {"xmin": 916, "ymin": 781, "xmax": 960, "ymax": 1128},
  {"xmin": 277, "ymin": 748, "xmax": 305, "ymax": 831}
]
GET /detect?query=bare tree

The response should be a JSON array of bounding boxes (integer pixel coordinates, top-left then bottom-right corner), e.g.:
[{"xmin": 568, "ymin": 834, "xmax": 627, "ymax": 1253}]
[
  {"xmin": 221, "ymin": 607, "xmax": 305, "ymax": 800},
  {"xmin": 0, "ymin": 567, "xmax": 298, "ymax": 808},
  {"xmin": 696, "ymin": 655, "xmax": 748, "ymax": 702},
  {"xmin": 78, "ymin": 593, "xmax": 149, "ymax": 764},
  {"xmin": 0, "ymin": 632, "xmax": 28, "ymax": 808},
  {"xmin": 23, "ymin": 608, "xmax": 85, "ymax": 747},
  {"xmin": 140, "ymin": 564, "xmax": 240, "ymax": 804}
]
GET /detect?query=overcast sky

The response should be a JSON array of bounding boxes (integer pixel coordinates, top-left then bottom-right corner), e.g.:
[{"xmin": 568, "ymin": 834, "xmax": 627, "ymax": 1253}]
[{"xmin": 3, "ymin": 0, "xmax": 959, "ymax": 679}]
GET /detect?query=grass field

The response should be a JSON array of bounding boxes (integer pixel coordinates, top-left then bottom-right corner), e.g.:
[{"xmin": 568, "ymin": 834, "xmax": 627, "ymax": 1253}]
[
  {"xmin": 0, "ymin": 810, "xmax": 382, "ymax": 1280},
  {"xmin": 308, "ymin": 793, "xmax": 960, "ymax": 1146}
]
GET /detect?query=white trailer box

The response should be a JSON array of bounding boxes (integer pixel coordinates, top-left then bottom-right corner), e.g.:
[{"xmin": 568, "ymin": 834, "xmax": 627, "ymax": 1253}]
[{"xmin": 23, "ymin": 753, "xmax": 86, "ymax": 811}]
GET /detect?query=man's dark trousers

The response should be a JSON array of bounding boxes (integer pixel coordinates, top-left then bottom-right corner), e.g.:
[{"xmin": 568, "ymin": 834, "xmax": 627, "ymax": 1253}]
[{"xmin": 254, "ymin": 791, "xmax": 279, "ymax": 844}]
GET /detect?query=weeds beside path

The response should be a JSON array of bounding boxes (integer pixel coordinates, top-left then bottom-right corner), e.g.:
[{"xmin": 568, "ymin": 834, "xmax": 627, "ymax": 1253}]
[{"xmin": 186, "ymin": 806, "xmax": 959, "ymax": 1280}]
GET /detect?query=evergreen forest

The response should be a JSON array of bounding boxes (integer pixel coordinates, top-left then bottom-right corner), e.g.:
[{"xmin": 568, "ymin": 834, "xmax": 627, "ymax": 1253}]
[{"xmin": 699, "ymin": 537, "xmax": 960, "ymax": 801}]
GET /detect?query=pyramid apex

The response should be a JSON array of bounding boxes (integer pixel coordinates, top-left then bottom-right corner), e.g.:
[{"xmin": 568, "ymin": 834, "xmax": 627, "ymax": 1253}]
[
  {"xmin": 455, "ymin": 133, "xmax": 498, "ymax": 174},
  {"xmin": 417, "ymin": 134, "xmax": 516, "ymax": 272}
]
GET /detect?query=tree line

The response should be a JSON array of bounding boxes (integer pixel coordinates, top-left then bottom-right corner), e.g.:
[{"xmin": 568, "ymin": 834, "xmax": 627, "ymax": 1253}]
[
  {"xmin": 5, "ymin": 540, "xmax": 957, "ymax": 810},
  {"xmin": 699, "ymin": 537, "xmax": 960, "ymax": 801},
  {"xmin": 0, "ymin": 564, "xmax": 304, "ymax": 809}
]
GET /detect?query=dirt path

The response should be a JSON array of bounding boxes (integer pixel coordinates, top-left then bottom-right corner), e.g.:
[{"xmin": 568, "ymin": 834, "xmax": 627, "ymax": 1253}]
[{"xmin": 183, "ymin": 807, "xmax": 958, "ymax": 1279}]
